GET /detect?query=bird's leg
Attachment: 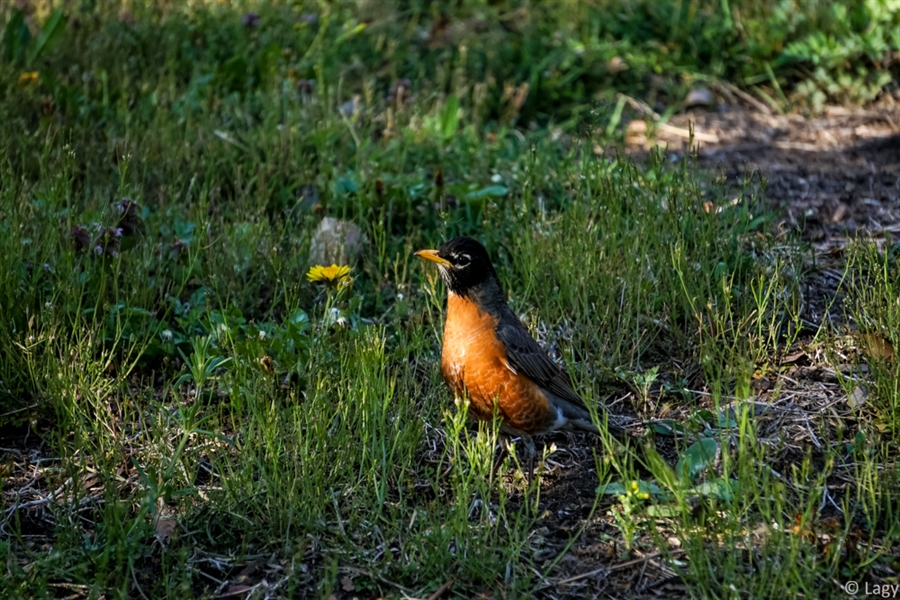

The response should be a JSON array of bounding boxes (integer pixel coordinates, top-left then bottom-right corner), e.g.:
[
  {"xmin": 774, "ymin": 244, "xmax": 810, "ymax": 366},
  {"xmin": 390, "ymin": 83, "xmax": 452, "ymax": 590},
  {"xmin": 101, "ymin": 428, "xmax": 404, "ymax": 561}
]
[{"xmin": 523, "ymin": 436, "xmax": 536, "ymax": 486}]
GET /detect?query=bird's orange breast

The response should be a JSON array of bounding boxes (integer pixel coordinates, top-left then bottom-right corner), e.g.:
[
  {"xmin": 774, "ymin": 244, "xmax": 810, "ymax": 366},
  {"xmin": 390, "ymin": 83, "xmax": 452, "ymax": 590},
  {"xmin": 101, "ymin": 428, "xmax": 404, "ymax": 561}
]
[{"xmin": 440, "ymin": 293, "xmax": 550, "ymax": 434}]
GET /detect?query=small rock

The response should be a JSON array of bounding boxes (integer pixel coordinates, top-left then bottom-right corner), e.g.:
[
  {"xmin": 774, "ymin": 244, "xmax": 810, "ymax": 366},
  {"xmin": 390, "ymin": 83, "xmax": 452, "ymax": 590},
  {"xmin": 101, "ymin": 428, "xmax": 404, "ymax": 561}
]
[
  {"xmin": 831, "ymin": 203, "xmax": 848, "ymax": 223},
  {"xmin": 847, "ymin": 386, "xmax": 868, "ymax": 409},
  {"xmin": 308, "ymin": 217, "xmax": 364, "ymax": 266},
  {"xmin": 685, "ymin": 88, "xmax": 713, "ymax": 108},
  {"xmin": 338, "ymin": 95, "xmax": 361, "ymax": 118}
]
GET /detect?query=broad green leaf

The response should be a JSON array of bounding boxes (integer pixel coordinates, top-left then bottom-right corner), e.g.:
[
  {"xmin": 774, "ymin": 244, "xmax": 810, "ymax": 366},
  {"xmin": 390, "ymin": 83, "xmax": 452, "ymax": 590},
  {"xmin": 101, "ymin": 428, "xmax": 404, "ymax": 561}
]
[
  {"xmin": 646, "ymin": 504, "xmax": 680, "ymax": 517},
  {"xmin": 465, "ymin": 185, "xmax": 507, "ymax": 201},
  {"xmin": 441, "ymin": 94, "xmax": 460, "ymax": 140},
  {"xmin": 649, "ymin": 419, "xmax": 687, "ymax": 436},
  {"xmin": 288, "ymin": 309, "xmax": 310, "ymax": 325},
  {"xmin": 693, "ymin": 478, "xmax": 739, "ymax": 500},
  {"xmin": 28, "ymin": 10, "xmax": 66, "ymax": 63},
  {"xmin": 694, "ymin": 409, "xmax": 716, "ymax": 423},
  {"xmin": 4, "ymin": 10, "xmax": 29, "ymax": 64},
  {"xmin": 599, "ymin": 482, "xmax": 626, "ymax": 495},
  {"xmin": 336, "ymin": 175, "xmax": 358, "ymax": 194},
  {"xmin": 676, "ymin": 438, "xmax": 718, "ymax": 481},
  {"xmin": 716, "ymin": 412, "xmax": 737, "ymax": 428}
]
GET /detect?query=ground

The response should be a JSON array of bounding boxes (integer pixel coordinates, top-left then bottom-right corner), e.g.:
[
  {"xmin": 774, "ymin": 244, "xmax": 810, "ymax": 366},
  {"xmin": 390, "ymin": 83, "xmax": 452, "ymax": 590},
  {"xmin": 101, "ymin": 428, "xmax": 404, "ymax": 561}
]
[
  {"xmin": 3, "ymin": 99, "xmax": 899, "ymax": 599},
  {"xmin": 2, "ymin": 3, "xmax": 899, "ymax": 597},
  {"xmin": 522, "ymin": 99, "xmax": 900, "ymax": 599}
]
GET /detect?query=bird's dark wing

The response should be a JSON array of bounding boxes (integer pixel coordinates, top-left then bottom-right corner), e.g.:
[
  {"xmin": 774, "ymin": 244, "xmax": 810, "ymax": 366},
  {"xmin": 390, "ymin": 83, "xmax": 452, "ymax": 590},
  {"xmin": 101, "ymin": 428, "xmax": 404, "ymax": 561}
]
[{"xmin": 495, "ymin": 313, "xmax": 588, "ymax": 410}]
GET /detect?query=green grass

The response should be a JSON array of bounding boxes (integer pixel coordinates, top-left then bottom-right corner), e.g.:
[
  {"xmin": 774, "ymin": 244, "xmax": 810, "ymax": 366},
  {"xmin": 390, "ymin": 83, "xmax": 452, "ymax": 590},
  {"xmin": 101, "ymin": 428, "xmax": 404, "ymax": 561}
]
[{"xmin": 1, "ymin": 1, "xmax": 899, "ymax": 598}]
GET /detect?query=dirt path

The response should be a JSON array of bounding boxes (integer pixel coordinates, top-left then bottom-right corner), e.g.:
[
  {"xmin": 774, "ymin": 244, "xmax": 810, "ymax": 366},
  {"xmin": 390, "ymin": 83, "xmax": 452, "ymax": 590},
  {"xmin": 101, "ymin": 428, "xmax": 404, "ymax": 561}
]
[{"xmin": 662, "ymin": 100, "xmax": 900, "ymax": 246}]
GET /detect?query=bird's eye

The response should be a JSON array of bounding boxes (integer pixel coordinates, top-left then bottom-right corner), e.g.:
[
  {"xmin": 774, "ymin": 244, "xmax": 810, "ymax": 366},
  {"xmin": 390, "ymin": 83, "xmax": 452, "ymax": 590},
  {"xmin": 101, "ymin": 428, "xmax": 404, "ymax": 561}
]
[{"xmin": 455, "ymin": 253, "xmax": 471, "ymax": 267}]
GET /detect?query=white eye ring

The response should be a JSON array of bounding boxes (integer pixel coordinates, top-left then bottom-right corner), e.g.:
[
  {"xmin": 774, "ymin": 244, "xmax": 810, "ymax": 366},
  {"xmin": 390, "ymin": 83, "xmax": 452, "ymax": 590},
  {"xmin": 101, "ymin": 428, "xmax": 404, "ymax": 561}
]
[{"xmin": 456, "ymin": 253, "xmax": 471, "ymax": 266}]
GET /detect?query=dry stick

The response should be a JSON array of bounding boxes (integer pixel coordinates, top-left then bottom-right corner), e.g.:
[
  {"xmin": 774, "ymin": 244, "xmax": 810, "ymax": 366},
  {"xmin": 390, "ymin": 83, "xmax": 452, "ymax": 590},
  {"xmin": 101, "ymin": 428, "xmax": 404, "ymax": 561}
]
[
  {"xmin": 712, "ymin": 80, "xmax": 773, "ymax": 115},
  {"xmin": 657, "ymin": 123, "xmax": 720, "ymax": 144},
  {"xmin": 619, "ymin": 93, "xmax": 720, "ymax": 143},
  {"xmin": 426, "ymin": 578, "xmax": 455, "ymax": 600},
  {"xmin": 0, "ymin": 403, "xmax": 39, "ymax": 420},
  {"xmin": 620, "ymin": 94, "xmax": 661, "ymax": 121},
  {"xmin": 216, "ymin": 586, "xmax": 256, "ymax": 599},
  {"xmin": 4, "ymin": 476, "xmax": 74, "ymax": 522},
  {"xmin": 547, "ymin": 549, "xmax": 686, "ymax": 589}
]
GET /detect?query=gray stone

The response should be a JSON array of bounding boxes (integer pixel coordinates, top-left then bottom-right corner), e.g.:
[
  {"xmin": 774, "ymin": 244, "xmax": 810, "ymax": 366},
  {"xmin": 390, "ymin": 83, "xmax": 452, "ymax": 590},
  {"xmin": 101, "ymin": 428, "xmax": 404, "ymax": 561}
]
[
  {"xmin": 685, "ymin": 88, "xmax": 714, "ymax": 108},
  {"xmin": 308, "ymin": 217, "xmax": 364, "ymax": 266}
]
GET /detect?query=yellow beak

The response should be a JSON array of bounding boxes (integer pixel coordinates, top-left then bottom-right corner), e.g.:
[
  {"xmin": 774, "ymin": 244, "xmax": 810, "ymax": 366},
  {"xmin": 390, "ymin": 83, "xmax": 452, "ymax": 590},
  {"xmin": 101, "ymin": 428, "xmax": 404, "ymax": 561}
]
[{"xmin": 414, "ymin": 249, "xmax": 453, "ymax": 268}]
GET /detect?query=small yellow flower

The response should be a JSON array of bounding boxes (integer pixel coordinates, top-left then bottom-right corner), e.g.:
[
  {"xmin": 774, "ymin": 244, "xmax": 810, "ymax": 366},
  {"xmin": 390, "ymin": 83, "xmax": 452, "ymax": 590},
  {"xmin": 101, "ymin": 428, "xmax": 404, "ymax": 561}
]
[
  {"xmin": 18, "ymin": 71, "xmax": 39, "ymax": 87},
  {"xmin": 630, "ymin": 481, "xmax": 640, "ymax": 492},
  {"xmin": 306, "ymin": 264, "xmax": 351, "ymax": 285},
  {"xmin": 639, "ymin": 492, "xmax": 650, "ymax": 500}
]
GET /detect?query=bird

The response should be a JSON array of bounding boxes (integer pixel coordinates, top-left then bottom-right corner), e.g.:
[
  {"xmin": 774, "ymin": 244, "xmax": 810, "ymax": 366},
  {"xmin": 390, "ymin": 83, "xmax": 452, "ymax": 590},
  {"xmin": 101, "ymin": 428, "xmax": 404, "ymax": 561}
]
[{"xmin": 415, "ymin": 236, "xmax": 621, "ymax": 472}]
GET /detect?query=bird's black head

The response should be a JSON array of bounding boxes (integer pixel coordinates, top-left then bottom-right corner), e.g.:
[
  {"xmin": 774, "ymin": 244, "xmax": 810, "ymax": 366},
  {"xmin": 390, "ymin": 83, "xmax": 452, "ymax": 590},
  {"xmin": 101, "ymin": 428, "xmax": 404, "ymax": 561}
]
[{"xmin": 415, "ymin": 236, "xmax": 499, "ymax": 297}]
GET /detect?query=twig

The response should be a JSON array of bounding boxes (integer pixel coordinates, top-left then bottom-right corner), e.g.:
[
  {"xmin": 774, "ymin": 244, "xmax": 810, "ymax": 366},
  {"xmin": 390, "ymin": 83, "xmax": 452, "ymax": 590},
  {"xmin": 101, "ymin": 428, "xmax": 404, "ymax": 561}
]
[
  {"xmin": 619, "ymin": 93, "xmax": 660, "ymax": 120},
  {"xmin": 426, "ymin": 578, "xmax": 455, "ymax": 600},
  {"xmin": 0, "ymin": 403, "xmax": 38, "ymax": 419},
  {"xmin": 657, "ymin": 123, "xmax": 720, "ymax": 144},
  {"xmin": 773, "ymin": 141, "xmax": 821, "ymax": 152},
  {"xmin": 4, "ymin": 476, "xmax": 73, "ymax": 522},
  {"xmin": 541, "ymin": 550, "xmax": 686, "ymax": 589},
  {"xmin": 712, "ymin": 80, "xmax": 772, "ymax": 115}
]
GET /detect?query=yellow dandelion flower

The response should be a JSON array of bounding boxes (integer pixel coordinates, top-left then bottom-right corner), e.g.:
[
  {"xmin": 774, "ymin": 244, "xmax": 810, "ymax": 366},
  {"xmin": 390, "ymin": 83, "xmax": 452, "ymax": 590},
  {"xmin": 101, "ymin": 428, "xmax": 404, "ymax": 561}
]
[
  {"xmin": 306, "ymin": 264, "xmax": 351, "ymax": 285},
  {"xmin": 630, "ymin": 481, "xmax": 640, "ymax": 492},
  {"xmin": 18, "ymin": 71, "xmax": 39, "ymax": 87}
]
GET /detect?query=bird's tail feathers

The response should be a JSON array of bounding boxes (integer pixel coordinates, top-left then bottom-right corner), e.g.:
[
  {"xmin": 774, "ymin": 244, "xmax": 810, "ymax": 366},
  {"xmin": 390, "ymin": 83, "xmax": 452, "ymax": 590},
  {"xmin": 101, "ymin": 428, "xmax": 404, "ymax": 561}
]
[{"xmin": 557, "ymin": 400, "xmax": 626, "ymax": 437}]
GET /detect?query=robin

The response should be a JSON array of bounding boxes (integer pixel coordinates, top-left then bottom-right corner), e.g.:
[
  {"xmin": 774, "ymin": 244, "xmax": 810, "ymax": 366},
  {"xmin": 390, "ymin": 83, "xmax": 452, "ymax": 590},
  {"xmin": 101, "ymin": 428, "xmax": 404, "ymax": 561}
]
[{"xmin": 415, "ymin": 236, "xmax": 622, "ymax": 453}]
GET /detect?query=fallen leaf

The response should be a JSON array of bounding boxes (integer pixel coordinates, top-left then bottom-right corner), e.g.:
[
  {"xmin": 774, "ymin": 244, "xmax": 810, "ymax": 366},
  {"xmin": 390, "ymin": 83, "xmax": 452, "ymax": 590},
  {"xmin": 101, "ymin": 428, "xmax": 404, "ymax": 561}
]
[
  {"xmin": 153, "ymin": 514, "xmax": 178, "ymax": 545},
  {"xmin": 781, "ymin": 349, "xmax": 807, "ymax": 365},
  {"xmin": 341, "ymin": 576, "xmax": 355, "ymax": 592},
  {"xmin": 862, "ymin": 332, "xmax": 894, "ymax": 363}
]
